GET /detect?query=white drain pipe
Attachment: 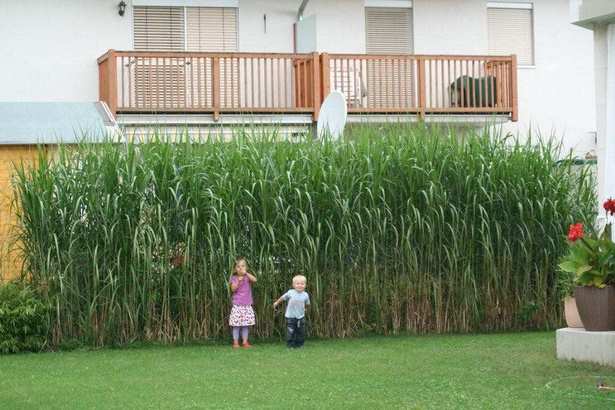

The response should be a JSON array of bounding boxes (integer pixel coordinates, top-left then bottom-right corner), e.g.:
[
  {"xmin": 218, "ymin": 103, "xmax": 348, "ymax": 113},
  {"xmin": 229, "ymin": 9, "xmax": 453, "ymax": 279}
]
[
  {"xmin": 604, "ymin": 24, "xmax": 615, "ymax": 239},
  {"xmin": 297, "ymin": 0, "xmax": 309, "ymax": 21}
]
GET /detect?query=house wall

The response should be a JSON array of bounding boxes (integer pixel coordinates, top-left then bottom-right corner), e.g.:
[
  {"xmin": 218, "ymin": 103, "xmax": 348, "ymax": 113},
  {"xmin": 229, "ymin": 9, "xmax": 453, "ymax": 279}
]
[
  {"xmin": 499, "ymin": 0, "xmax": 596, "ymax": 156},
  {"xmin": 0, "ymin": 0, "xmax": 133, "ymax": 102},
  {"xmin": 238, "ymin": 0, "xmax": 296, "ymax": 52},
  {"xmin": 304, "ymin": 0, "xmax": 366, "ymax": 53},
  {"xmin": 0, "ymin": 0, "xmax": 597, "ymax": 157}
]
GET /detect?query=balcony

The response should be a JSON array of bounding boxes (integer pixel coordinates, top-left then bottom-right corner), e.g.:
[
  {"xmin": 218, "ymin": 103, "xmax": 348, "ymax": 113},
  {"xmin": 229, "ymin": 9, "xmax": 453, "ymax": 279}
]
[{"xmin": 98, "ymin": 50, "xmax": 518, "ymax": 123}]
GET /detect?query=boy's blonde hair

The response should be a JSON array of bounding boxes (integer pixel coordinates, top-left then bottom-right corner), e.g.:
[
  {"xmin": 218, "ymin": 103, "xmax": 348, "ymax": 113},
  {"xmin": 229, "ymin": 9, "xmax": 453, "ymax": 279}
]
[{"xmin": 292, "ymin": 275, "xmax": 306, "ymax": 285}]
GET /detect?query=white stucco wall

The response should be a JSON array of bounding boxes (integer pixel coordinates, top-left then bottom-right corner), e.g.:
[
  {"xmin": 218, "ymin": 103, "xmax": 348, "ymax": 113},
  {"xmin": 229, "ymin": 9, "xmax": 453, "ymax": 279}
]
[
  {"xmin": 502, "ymin": 0, "xmax": 596, "ymax": 157},
  {"xmin": 237, "ymin": 0, "xmax": 296, "ymax": 52},
  {"xmin": 0, "ymin": 0, "xmax": 132, "ymax": 102}
]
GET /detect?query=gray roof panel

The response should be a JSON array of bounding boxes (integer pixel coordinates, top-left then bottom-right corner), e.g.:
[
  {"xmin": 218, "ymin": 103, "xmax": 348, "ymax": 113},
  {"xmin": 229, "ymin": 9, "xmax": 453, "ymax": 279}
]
[{"xmin": 0, "ymin": 102, "xmax": 119, "ymax": 145}]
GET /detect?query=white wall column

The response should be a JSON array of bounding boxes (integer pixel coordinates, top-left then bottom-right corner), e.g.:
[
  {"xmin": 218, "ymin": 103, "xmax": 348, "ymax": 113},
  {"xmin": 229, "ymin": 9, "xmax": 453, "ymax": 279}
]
[{"xmin": 604, "ymin": 24, "xmax": 615, "ymax": 215}]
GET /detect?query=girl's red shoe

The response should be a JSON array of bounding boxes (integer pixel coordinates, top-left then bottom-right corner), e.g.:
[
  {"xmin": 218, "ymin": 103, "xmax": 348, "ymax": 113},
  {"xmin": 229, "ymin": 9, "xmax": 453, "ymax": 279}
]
[
  {"xmin": 232, "ymin": 341, "xmax": 240, "ymax": 349},
  {"xmin": 242, "ymin": 342, "xmax": 252, "ymax": 349}
]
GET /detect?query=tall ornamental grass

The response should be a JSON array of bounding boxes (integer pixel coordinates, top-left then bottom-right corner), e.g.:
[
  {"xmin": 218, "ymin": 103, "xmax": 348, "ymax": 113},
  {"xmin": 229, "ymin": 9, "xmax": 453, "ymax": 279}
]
[{"xmin": 13, "ymin": 126, "xmax": 595, "ymax": 346}]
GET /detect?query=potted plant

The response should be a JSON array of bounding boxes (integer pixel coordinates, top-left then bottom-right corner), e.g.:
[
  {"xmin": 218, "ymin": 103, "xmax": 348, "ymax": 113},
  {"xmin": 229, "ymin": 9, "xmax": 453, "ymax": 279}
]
[{"xmin": 559, "ymin": 199, "xmax": 615, "ymax": 331}]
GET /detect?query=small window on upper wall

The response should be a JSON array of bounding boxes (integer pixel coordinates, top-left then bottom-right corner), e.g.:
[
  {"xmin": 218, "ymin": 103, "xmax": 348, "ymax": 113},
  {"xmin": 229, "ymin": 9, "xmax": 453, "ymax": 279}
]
[
  {"xmin": 487, "ymin": 2, "xmax": 534, "ymax": 65},
  {"xmin": 365, "ymin": 6, "xmax": 414, "ymax": 54}
]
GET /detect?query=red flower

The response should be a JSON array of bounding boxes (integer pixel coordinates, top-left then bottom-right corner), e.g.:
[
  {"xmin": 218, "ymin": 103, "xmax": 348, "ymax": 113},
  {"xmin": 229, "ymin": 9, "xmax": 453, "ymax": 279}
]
[
  {"xmin": 604, "ymin": 198, "xmax": 615, "ymax": 216},
  {"xmin": 567, "ymin": 223, "xmax": 584, "ymax": 242}
]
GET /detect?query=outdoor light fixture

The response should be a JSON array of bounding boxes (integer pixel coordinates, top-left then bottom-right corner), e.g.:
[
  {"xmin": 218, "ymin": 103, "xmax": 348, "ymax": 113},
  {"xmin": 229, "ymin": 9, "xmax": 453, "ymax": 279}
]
[{"xmin": 118, "ymin": 1, "xmax": 127, "ymax": 17}]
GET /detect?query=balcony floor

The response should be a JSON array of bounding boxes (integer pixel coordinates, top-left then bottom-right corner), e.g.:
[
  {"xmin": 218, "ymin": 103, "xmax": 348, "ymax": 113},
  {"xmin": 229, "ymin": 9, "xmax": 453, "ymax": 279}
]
[
  {"xmin": 117, "ymin": 112, "xmax": 510, "ymax": 127},
  {"xmin": 117, "ymin": 112, "xmax": 511, "ymax": 140}
]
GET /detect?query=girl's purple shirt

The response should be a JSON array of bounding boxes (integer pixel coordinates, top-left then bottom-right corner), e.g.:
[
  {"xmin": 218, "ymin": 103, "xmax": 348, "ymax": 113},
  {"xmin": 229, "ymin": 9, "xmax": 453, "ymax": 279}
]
[{"xmin": 230, "ymin": 275, "xmax": 253, "ymax": 305}]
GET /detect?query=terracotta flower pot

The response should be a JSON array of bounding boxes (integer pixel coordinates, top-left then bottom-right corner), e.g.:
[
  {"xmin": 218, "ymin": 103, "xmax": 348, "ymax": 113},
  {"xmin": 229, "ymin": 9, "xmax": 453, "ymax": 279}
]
[
  {"xmin": 563, "ymin": 296, "xmax": 583, "ymax": 328},
  {"xmin": 574, "ymin": 285, "xmax": 615, "ymax": 331}
]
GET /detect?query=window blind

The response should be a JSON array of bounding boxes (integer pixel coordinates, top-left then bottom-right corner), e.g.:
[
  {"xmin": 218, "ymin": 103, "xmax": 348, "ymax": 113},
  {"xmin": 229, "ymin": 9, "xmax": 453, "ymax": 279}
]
[
  {"xmin": 186, "ymin": 7, "xmax": 238, "ymax": 52},
  {"xmin": 365, "ymin": 7, "xmax": 413, "ymax": 54},
  {"xmin": 133, "ymin": 6, "xmax": 185, "ymax": 51},
  {"xmin": 488, "ymin": 7, "xmax": 534, "ymax": 65}
]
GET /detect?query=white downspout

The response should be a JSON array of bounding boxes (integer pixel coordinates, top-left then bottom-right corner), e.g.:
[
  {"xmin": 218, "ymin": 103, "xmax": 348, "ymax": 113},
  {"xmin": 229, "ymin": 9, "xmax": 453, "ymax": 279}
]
[
  {"xmin": 297, "ymin": 0, "xmax": 310, "ymax": 21},
  {"xmin": 604, "ymin": 24, "xmax": 615, "ymax": 238}
]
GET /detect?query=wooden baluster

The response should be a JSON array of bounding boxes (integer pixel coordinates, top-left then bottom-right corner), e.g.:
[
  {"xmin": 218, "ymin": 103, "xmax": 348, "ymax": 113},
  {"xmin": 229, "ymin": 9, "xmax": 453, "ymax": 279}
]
[
  {"xmin": 460, "ymin": 60, "xmax": 466, "ymax": 109},
  {"xmin": 320, "ymin": 53, "xmax": 330, "ymax": 105},
  {"xmin": 188, "ymin": 57, "xmax": 193, "ymax": 109},
  {"xmin": 250, "ymin": 58, "xmax": 255, "ymax": 108},
  {"xmin": 399, "ymin": 58, "xmax": 404, "ymax": 110},
  {"xmin": 195, "ymin": 57, "xmax": 200, "ymax": 108},
  {"xmin": 387, "ymin": 58, "xmax": 392, "ymax": 109},
  {"xmin": 276, "ymin": 58, "xmax": 281, "ymax": 108},
  {"xmin": 404, "ymin": 57, "xmax": 409, "ymax": 109},
  {"xmin": 446, "ymin": 59, "xmax": 450, "ymax": 109},
  {"xmin": 240, "ymin": 57, "xmax": 245, "ymax": 109},
  {"xmin": 311, "ymin": 52, "xmax": 321, "ymax": 121},
  {"xmin": 284, "ymin": 58, "xmax": 289, "ymax": 108},
  {"xmin": 302, "ymin": 59, "xmax": 308, "ymax": 108},
  {"xmin": 120, "ymin": 56, "xmax": 125, "ymax": 110},
  {"xmin": 472, "ymin": 60, "xmax": 480, "ymax": 108},
  {"xmin": 417, "ymin": 57, "xmax": 426, "ymax": 119},
  {"xmin": 511, "ymin": 55, "xmax": 518, "ymax": 121},
  {"xmin": 98, "ymin": 54, "xmax": 108, "ymax": 111},
  {"xmin": 440, "ymin": 59, "xmax": 445, "ymax": 110},
  {"xmin": 478, "ymin": 60, "xmax": 484, "ymax": 108},
  {"xmin": 107, "ymin": 51, "xmax": 118, "ymax": 115},
  {"xmin": 212, "ymin": 56, "xmax": 220, "ymax": 121},
  {"xmin": 496, "ymin": 60, "xmax": 502, "ymax": 108}
]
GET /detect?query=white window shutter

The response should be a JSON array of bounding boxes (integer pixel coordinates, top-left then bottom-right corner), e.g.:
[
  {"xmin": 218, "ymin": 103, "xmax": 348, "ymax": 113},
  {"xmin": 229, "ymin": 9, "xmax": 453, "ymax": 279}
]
[
  {"xmin": 133, "ymin": 6, "xmax": 185, "ymax": 51},
  {"xmin": 365, "ymin": 7, "xmax": 413, "ymax": 54},
  {"xmin": 364, "ymin": 7, "xmax": 414, "ymax": 108},
  {"xmin": 186, "ymin": 7, "xmax": 238, "ymax": 52},
  {"xmin": 488, "ymin": 8, "xmax": 534, "ymax": 65}
]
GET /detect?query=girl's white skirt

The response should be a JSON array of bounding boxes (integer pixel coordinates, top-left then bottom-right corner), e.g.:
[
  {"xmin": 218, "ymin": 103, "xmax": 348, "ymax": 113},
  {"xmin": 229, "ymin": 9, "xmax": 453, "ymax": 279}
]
[{"xmin": 229, "ymin": 304, "xmax": 256, "ymax": 327}]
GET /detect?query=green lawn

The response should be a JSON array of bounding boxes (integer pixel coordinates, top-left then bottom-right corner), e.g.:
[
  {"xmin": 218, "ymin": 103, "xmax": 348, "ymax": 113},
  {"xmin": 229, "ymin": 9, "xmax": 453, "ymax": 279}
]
[{"xmin": 2, "ymin": 332, "xmax": 615, "ymax": 409}]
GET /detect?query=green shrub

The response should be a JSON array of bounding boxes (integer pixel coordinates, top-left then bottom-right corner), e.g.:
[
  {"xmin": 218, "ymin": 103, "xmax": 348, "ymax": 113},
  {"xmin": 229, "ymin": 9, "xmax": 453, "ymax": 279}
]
[
  {"xmin": 13, "ymin": 126, "xmax": 596, "ymax": 346},
  {"xmin": 0, "ymin": 282, "xmax": 49, "ymax": 353}
]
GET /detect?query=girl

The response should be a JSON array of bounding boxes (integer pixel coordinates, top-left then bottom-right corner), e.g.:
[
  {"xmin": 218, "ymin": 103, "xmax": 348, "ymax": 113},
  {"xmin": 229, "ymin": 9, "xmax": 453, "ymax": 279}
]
[{"xmin": 228, "ymin": 257, "xmax": 257, "ymax": 348}]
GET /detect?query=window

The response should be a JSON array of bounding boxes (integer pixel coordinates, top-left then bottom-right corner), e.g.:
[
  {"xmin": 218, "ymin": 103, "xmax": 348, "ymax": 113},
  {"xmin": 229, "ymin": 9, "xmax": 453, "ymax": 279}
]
[
  {"xmin": 364, "ymin": 6, "xmax": 414, "ymax": 109},
  {"xmin": 133, "ymin": 6, "xmax": 238, "ymax": 52},
  {"xmin": 186, "ymin": 7, "xmax": 238, "ymax": 52},
  {"xmin": 365, "ymin": 7, "xmax": 413, "ymax": 54},
  {"xmin": 134, "ymin": 6, "xmax": 185, "ymax": 51},
  {"xmin": 487, "ymin": 3, "xmax": 534, "ymax": 65},
  {"xmin": 132, "ymin": 6, "xmax": 238, "ymax": 108}
]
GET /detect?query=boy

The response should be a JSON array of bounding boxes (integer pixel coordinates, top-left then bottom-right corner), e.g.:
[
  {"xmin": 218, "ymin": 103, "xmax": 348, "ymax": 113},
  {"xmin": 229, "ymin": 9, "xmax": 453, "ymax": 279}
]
[{"xmin": 273, "ymin": 275, "xmax": 310, "ymax": 348}]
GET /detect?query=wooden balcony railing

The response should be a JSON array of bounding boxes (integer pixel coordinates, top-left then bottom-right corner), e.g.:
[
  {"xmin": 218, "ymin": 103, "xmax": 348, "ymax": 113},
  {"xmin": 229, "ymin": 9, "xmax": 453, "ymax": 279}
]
[
  {"xmin": 98, "ymin": 50, "xmax": 517, "ymax": 121},
  {"xmin": 326, "ymin": 54, "xmax": 517, "ymax": 121}
]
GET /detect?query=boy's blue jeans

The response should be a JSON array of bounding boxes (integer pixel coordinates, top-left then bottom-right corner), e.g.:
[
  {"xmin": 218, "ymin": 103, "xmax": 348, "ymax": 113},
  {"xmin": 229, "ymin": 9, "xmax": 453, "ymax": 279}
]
[{"xmin": 286, "ymin": 317, "xmax": 306, "ymax": 348}]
